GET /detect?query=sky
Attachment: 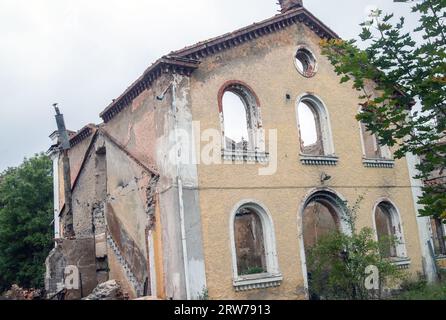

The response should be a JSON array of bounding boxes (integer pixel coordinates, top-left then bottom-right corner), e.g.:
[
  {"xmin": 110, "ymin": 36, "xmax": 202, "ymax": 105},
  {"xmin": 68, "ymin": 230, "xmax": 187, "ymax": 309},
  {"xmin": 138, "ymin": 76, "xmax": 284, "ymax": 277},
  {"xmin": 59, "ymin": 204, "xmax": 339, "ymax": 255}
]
[{"xmin": 0, "ymin": 0, "xmax": 420, "ymax": 171}]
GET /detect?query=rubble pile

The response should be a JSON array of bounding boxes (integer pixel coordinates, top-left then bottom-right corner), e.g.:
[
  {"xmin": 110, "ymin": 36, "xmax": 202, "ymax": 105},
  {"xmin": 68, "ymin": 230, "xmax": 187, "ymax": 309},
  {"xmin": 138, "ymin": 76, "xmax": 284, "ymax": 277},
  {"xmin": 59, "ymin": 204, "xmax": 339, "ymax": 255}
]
[
  {"xmin": 2, "ymin": 285, "xmax": 42, "ymax": 300},
  {"xmin": 83, "ymin": 280, "xmax": 126, "ymax": 300}
]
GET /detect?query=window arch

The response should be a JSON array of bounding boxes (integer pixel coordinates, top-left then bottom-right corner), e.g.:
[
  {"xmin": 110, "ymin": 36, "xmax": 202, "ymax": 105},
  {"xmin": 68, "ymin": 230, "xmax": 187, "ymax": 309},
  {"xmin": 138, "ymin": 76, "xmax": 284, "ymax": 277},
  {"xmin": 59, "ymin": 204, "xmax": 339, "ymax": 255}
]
[
  {"xmin": 302, "ymin": 196, "xmax": 341, "ymax": 250},
  {"xmin": 218, "ymin": 81, "xmax": 265, "ymax": 153},
  {"xmin": 358, "ymin": 107, "xmax": 392, "ymax": 160},
  {"xmin": 431, "ymin": 218, "xmax": 446, "ymax": 256},
  {"xmin": 301, "ymin": 190, "xmax": 349, "ymax": 253},
  {"xmin": 296, "ymin": 95, "xmax": 335, "ymax": 157},
  {"xmin": 298, "ymin": 189, "xmax": 349, "ymax": 297},
  {"xmin": 294, "ymin": 46, "xmax": 318, "ymax": 78},
  {"xmin": 229, "ymin": 201, "xmax": 282, "ymax": 291},
  {"xmin": 373, "ymin": 200, "xmax": 407, "ymax": 259}
]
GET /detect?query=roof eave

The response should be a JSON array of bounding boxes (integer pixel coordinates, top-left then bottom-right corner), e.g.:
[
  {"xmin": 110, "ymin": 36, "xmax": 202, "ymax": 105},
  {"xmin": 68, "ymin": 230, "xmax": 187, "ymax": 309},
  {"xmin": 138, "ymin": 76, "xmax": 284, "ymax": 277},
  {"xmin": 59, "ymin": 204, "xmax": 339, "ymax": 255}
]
[{"xmin": 99, "ymin": 7, "xmax": 339, "ymax": 123}]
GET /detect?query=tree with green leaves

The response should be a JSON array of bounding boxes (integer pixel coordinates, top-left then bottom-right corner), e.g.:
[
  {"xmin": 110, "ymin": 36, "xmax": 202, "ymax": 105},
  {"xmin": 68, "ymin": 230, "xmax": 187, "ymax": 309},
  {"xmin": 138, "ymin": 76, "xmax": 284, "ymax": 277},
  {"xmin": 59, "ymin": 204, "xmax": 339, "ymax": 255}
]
[
  {"xmin": 307, "ymin": 197, "xmax": 404, "ymax": 300},
  {"xmin": 320, "ymin": 0, "xmax": 446, "ymax": 221},
  {"xmin": 0, "ymin": 154, "xmax": 54, "ymax": 292}
]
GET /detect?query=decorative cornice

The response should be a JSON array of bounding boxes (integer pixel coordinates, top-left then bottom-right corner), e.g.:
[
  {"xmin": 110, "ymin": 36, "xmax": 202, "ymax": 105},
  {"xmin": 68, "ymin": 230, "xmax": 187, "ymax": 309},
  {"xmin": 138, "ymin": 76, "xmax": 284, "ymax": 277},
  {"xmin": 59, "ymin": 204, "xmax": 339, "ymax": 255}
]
[
  {"xmin": 391, "ymin": 257, "xmax": 411, "ymax": 270},
  {"xmin": 99, "ymin": 7, "xmax": 339, "ymax": 123},
  {"xmin": 69, "ymin": 124, "xmax": 96, "ymax": 148},
  {"xmin": 435, "ymin": 255, "xmax": 446, "ymax": 270},
  {"xmin": 100, "ymin": 56, "xmax": 200, "ymax": 123},
  {"xmin": 173, "ymin": 7, "xmax": 337, "ymax": 60},
  {"xmin": 46, "ymin": 125, "xmax": 95, "ymax": 156},
  {"xmin": 363, "ymin": 158, "xmax": 395, "ymax": 169},
  {"xmin": 300, "ymin": 155, "xmax": 339, "ymax": 166},
  {"xmin": 222, "ymin": 150, "xmax": 270, "ymax": 163},
  {"xmin": 49, "ymin": 130, "xmax": 59, "ymax": 141},
  {"xmin": 233, "ymin": 274, "xmax": 283, "ymax": 292}
]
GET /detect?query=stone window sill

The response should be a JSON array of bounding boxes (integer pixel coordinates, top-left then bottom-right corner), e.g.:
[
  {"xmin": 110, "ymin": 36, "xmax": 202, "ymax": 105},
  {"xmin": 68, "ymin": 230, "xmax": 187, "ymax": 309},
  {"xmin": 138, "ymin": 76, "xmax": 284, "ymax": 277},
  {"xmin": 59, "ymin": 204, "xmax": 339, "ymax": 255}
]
[
  {"xmin": 233, "ymin": 273, "xmax": 283, "ymax": 292},
  {"xmin": 363, "ymin": 158, "xmax": 395, "ymax": 168},
  {"xmin": 435, "ymin": 255, "xmax": 446, "ymax": 270},
  {"xmin": 390, "ymin": 257, "xmax": 411, "ymax": 270},
  {"xmin": 300, "ymin": 155, "xmax": 339, "ymax": 166},
  {"xmin": 222, "ymin": 150, "xmax": 269, "ymax": 163}
]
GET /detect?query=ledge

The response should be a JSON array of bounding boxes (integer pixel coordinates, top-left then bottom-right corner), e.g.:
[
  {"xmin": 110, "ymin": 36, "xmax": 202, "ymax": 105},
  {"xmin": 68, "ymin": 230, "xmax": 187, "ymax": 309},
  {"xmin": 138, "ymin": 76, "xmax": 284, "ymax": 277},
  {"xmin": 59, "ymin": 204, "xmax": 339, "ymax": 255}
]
[
  {"xmin": 363, "ymin": 158, "xmax": 395, "ymax": 168},
  {"xmin": 300, "ymin": 155, "xmax": 339, "ymax": 166},
  {"xmin": 390, "ymin": 257, "xmax": 411, "ymax": 270},
  {"xmin": 233, "ymin": 274, "xmax": 283, "ymax": 292},
  {"xmin": 222, "ymin": 150, "xmax": 269, "ymax": 163},
  {"xmin": 435, "ymin": 255, "xmax": 446, "ymax": 269}
]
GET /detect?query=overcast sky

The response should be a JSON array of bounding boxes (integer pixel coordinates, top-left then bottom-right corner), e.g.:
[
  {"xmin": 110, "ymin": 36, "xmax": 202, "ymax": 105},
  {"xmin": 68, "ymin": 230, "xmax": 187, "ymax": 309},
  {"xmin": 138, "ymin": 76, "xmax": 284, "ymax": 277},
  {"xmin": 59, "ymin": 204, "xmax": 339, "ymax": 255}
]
[{"xmin": 0, "ymin": 0, "xmax": 419, "ymax": 171}]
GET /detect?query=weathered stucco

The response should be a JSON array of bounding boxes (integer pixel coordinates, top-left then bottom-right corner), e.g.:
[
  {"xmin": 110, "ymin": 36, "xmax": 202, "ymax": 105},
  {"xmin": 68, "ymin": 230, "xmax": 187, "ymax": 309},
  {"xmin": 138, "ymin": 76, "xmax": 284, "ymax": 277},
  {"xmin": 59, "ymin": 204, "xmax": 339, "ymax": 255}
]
[
  {"xmin": 189, "ymin": 22, "xmax": 423, "ymax": 299},
  {"xmin": 45, "ymin": 238, "xmax": 97, "ymax": 300},
  {"xmin": 48, "ymin": 6, "xmax": 428, "ymax": 301}
]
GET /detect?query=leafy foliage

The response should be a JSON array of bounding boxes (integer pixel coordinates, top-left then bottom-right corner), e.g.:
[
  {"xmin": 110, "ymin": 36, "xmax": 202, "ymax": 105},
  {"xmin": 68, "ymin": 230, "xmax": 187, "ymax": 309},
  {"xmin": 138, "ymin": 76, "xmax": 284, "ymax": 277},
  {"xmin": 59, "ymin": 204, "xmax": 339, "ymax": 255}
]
[
  {"xmin": 396, "ymin": 275, "xmax": 446, "ymax": 300},
  {"xmin": 307, "ymin": 197, "xmax": 404, "ymax": 300},
  {"xmin": 320, "ymin": 0, "xmax": 446, "ymax": 220},
  {"xmin": 0, "ymin": 154, "xmax": 54, "ymax": 292}
]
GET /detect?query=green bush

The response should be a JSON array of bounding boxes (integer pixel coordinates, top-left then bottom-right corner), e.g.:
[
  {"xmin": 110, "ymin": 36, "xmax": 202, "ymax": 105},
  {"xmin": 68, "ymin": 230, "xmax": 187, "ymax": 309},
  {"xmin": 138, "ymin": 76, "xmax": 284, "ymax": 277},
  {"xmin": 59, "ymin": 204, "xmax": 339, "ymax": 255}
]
[
  {"xmin": 396, "ymin": 278, "xmax": 446, "ymax": 300},
  {"xmin": 306, "ymin": 196, "xmax": 404, "ymax": 300}
]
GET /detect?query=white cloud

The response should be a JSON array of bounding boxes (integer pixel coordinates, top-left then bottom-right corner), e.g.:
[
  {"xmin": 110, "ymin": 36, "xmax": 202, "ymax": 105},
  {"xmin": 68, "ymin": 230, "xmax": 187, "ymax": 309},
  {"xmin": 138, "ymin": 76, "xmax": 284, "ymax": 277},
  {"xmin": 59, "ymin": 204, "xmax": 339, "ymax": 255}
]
[{"xmin": 0, "ymin": 0, "xmax": 420, "ymax": 170}]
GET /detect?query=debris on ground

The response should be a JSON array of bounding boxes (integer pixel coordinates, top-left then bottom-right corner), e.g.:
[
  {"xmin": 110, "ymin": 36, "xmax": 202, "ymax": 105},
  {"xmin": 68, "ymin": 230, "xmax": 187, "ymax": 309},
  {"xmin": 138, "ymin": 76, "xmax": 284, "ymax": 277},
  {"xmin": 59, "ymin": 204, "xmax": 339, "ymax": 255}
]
[
  {"xmin": 2, "ymin": 285, "xmax": 43, "ymax": 300},
  {"xmin": 83, "ymin": 280, "xmax": 125, "ymax": 300}
]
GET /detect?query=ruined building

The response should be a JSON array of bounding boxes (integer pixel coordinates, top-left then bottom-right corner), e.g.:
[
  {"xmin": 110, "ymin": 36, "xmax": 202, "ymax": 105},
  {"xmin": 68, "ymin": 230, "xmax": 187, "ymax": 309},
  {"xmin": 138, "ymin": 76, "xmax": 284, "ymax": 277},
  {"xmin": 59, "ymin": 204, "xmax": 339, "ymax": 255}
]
[{"xmin": 45, "ymin": 0, "xmax": 443, "ymax": 300}]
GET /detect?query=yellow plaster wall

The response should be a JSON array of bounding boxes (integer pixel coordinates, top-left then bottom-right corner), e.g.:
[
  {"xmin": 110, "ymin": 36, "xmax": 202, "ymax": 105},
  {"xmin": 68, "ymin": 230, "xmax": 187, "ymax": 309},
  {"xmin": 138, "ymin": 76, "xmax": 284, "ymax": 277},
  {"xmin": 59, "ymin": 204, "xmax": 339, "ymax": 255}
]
[{"xmin": 189, "ymin": 22, "xmax": 423, "ymax": 300}]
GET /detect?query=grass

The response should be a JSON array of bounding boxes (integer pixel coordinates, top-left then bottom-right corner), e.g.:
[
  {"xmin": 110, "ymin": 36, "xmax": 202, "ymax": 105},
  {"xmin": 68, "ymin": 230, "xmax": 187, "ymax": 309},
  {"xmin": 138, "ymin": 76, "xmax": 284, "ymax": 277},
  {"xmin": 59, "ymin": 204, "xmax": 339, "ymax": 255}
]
[
  {"xmin": 395, "ymin": 276, "xmax": 446, "ymax": 300},
  {"xmin": 240, "ymin": 267, "xmax": 266, "ymax": 276}
]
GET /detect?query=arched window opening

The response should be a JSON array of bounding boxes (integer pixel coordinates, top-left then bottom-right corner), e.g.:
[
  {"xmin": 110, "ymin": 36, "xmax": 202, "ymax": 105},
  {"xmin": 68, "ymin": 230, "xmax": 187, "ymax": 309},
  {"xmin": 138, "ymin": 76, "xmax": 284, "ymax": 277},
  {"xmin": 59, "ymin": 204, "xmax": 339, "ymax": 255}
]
[
  {"xmin": 361, "ymin": 122, "xmax": 382, "ymax": 159},
  {"xmin": 222, "ymin": 91, "xmax": 250, "ymax": 151},
  {"xmin": 375, "ymin": 204, "xmax": 398, "ymax": 258},
  {"xmin": 302, "ymin": 201, "xmax": 340, "ymax": 251},
  {"xmin": 374, "ymin": 201, "xmax": 406, "ymax": 259},
  {"xmin": 230, "ymin": 201, "xmax": 282, "ymax": 291},
  {"xmin": 296, "ymin": 95, "xmax": 334, "ymax": 158},
  {"xmin": 219, "ymin": 82, "xmax": 265, "ymax": 155},
  {"xmin": 300, "ymin": 191, "xmax": 347, "ymax": 300},
  {"xmin": 295, "ymin": 48, "xmax": 317, "ymax": 77},
  {"xmin": 298, "ymin": 100, "xmax": 323, "ymax": 155},
  {"xmin": 359, "ymin": 108, "xmax": 392, "ymax": 160},
  {"xmin": 302, "ymin": 193, "xmax": 343, "ymax": 254},
  {"xmin": 431, "ymin": 218, "xmax": 446, "ymax": 256},
  {"xmin": 234, "ymin": 207, "xmax": 267, "ymax": 276}
]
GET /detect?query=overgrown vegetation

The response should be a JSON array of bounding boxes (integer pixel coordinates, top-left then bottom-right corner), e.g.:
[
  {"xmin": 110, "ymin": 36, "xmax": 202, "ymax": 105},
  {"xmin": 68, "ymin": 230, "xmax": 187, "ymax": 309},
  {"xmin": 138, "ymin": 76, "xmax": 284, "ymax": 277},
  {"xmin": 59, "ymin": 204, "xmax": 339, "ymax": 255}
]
[
  {"xmin": 320, "ymin": 0, "xmax": 446, "ymax": 221},
  {"xmin": 307, "ymin": 197, "xmax": 404, "ymax": 300},
  {"xmin": 240, "ymin": 267, "xmax": 266, "ymax": 276},
  {"xmin": 197, "ymin": 287, "xmax": 209, "ymax": 300},
  {"xmin": 0, "ymin": 154, "xmax": 54, "ymax": 292},
  {"xmin": 396, "ymin": 276, "xmax": 446, "ymax": 300}
]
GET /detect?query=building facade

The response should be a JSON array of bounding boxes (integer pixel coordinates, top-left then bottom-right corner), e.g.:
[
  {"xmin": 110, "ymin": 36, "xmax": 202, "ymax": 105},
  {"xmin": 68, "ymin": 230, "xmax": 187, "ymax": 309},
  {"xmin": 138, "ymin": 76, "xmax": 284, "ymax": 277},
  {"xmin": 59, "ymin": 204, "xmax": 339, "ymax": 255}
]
[{"xmin": 46, "ymin": 0, "xmax": 438, "ymax": 300}]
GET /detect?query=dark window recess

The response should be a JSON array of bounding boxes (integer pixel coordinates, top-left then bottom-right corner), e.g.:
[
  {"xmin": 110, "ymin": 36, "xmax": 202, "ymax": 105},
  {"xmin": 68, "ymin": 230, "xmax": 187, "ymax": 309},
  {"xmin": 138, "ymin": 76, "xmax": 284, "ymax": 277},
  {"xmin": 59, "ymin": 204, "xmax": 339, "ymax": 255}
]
[{"xmin": 234, "ymin": 208, "xmax": 267, "ymax": 276}]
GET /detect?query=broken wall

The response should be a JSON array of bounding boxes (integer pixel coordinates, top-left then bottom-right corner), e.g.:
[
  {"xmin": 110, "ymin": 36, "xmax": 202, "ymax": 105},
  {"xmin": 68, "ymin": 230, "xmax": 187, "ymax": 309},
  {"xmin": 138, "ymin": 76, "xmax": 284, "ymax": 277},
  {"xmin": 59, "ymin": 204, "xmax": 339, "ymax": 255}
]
[
  {"xmin": 102, "ymin": 72, "xmax": 207, "ymax": 300},
  {"xmin": 104, "ymin": 138, "xmax": 154, "ymax": 298},
  {"xmin": 57, "ymin": 133, "xmax": 96, "ymax": 210},
  {"xmin": 45, "ymin": 238, "xmax": 96, "ymax": 300}
]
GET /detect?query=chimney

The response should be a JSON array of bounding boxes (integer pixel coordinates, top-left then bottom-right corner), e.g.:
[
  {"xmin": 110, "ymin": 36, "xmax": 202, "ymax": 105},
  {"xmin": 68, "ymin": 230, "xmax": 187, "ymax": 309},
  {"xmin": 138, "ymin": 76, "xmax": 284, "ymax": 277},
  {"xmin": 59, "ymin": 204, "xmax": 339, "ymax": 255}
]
[
  {"xmin": 278, "ymin": 0, "xmax": 303, "ymax": 13},
  {"xmin": 53, "ymin": 104, "xmax": 76, "ymax": 239}
]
